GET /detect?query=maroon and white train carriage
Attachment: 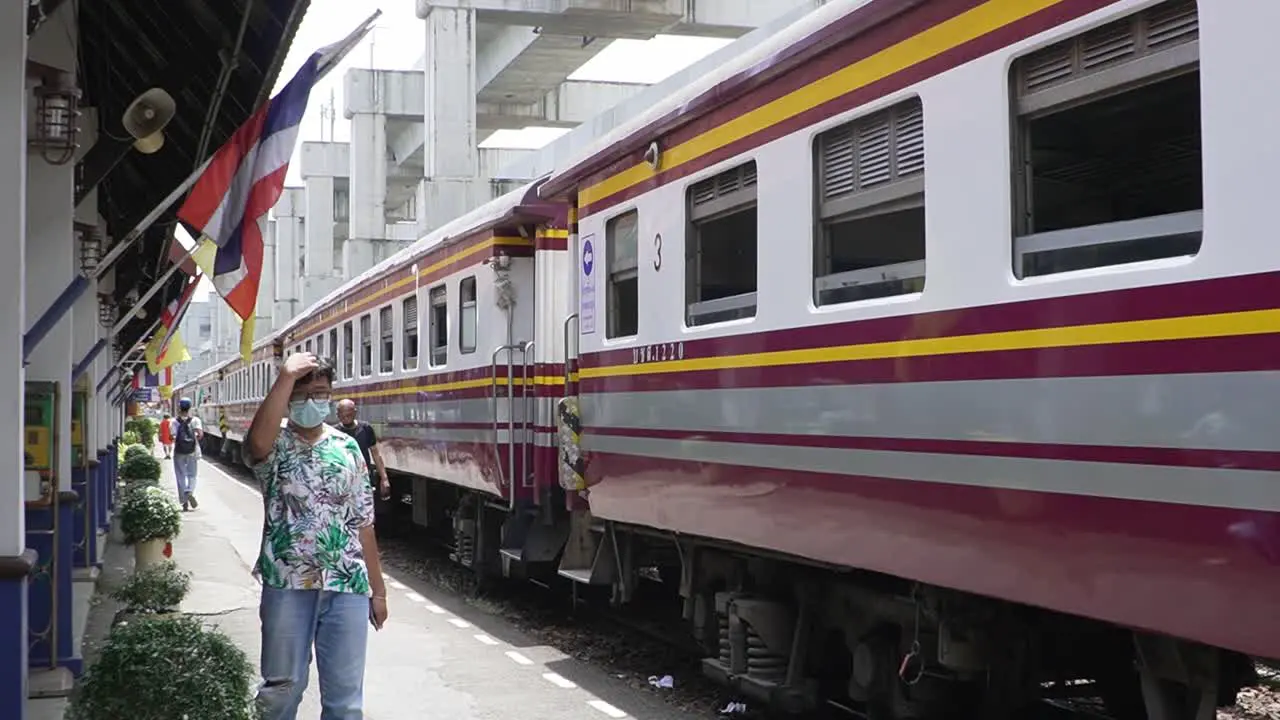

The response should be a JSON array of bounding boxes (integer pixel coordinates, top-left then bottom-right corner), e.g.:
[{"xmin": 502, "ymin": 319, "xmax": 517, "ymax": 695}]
[
  {"xmin": 539, "ymin": 0, "xmax": 1278, "ymax": 717},
  {"xmin": 179, "ymin": 0, "xmax": 1280, "ymax": 716}
]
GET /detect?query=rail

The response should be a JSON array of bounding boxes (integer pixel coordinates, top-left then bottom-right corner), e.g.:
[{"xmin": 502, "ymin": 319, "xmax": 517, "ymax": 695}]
[
  {"xmin": 521, "ymin": 341, "xmax": 535, "ymax": 490},
  {"xmin": 490, "ymin": 343, "xmax": 533, "ymax": 510},
  {"xmin": 562, "ymin": 313, "xmax": 578, "ymax": 393}
]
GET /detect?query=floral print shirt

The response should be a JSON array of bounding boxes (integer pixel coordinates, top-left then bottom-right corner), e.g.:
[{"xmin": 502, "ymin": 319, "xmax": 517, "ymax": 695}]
[{"xmin": 246, "ymin": 423, "xmax": 375, "ymax": 595}]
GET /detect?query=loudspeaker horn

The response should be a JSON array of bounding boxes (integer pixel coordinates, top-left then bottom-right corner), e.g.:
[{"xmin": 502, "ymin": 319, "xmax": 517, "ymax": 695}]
[{"xmin": 121, "ymin": 88, "xmax": 176, "ymax": 155}]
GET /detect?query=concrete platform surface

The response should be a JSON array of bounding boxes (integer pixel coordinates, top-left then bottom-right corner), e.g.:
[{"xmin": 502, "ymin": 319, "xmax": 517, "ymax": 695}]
[{"xmin": 164, "ymin": 454, "xmax": 697, "ymax": 720}]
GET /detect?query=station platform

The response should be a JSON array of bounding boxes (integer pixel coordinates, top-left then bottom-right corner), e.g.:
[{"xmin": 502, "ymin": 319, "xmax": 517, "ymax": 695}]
[{"xmin": 48, "ymin": 451, "xmax": 699, "ymax": 720}]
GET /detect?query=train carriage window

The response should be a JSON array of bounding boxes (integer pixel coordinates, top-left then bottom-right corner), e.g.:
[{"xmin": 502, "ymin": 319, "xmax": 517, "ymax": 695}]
[
  {"xmin": 342, "ymin": 322, "xmax": 354, "ymax": 380},
  {"xmin": 1011, "ymin": 0, "xmax": 1201, "ymax": 278},
  {"xmin": 328, "ymin": 329, "xmax": 338, "ymax": 367},
  {"xmin": 359, "ymin": 315, "xmax": 372, "ymax": 377},
  {"xmin": 459, "ymin": 277, "xmax": 476, "ymax": 354},
  {"xmin": 316, "ymin": 334, "xmax": 325, "ymax": 359},
  {"xmin": 606, "ymin": 210, "xmax": 639, "ymax": 338},
  {"xmin": 428, "ymin": 285, "xmax": 447, "ymax": 367},
  {"xmin": 403, "ymin": 295, "xmax": 419, "ymax": 370},
  {"xmin": 813, "ymin": 97, "xmax": 925, "ymax": 305},
  {"xmin": 305, "ymin": 339, "xmax": 313, "ymax": 354},
  {"xmin": 686, "ymin": 162, "xmax": 758, "ymax": 326},
  {"xmin": 379, "ymin": 306, "xmax": 394, "ymax": 374}
]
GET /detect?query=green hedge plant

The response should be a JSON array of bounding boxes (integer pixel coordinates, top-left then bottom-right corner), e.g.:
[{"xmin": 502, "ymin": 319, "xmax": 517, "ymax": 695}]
[
  {"xmin": 66, "ymin": 615, "xmax": 258, "ymax": 720},
  {"xmin": 119, "ymin": 486, "xmax": 181, "ymax": 545},
  {"xmin": 123, "ymin": 443, "xmax": 151, "ymax": 462},
  {"xmin": 125, "ymin": 416, "xmax": 157, "ymax": 448},
  {"xmin": 119, "ymin": 453, "xmax": 161, "ymax": 483},
  {"xmin": 111, "ymin": 560, "xmax": 191, "ymax": 615},
  {"xmin": 120, "ymin": 430, "xmax": 140, "ymax": 449}
]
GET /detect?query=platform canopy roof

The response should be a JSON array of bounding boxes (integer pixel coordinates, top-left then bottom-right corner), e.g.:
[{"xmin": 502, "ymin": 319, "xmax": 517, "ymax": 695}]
[{"xmin": 58, "ymin": 0, "xmax": 310, "ymax": 364}]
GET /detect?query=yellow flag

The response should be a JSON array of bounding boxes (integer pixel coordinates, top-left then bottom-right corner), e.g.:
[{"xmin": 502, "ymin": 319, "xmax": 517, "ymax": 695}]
[
  {"xmin": 144, "ymin": 327, "xmax": 191, "ymax": 374},
  {"xmin": 159, "ymin": 386, "xmax": 173, "ymax": 400},
  {"xmin": 239, "ymin": 313, "xmax": 255, "ymax": 364},
  {"xmin": 191, "ymin": 236, "xmax": 219, "ymax": 278}
]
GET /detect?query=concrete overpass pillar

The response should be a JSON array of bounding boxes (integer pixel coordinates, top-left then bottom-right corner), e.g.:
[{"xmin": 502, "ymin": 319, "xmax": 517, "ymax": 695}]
[
  {"xmin": 346, "ymin": 112, "xmax": 387, "ymax": 277},
  {"xmin": 0, "ymin": 0, "xmax": 31, "ymax": 712},
  {"xmin": 305, "ymin": 174, "xmax": 336, "ymax": 278},
  {"xmin": 421, "ymin": 5, "xmax": 483, "ymax": 231},
  {"xmin": 273, "ymin": 188, "xmax": 303, "ymax": 328}
]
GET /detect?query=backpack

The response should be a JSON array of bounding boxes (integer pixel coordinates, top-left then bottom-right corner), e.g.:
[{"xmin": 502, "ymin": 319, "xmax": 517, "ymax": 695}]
[{"xmin": 174, "ymin": 418, "xmax": 197, "ymax": 455}]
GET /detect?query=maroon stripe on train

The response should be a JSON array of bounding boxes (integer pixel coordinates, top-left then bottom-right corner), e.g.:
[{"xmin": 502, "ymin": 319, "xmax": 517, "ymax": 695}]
[
  {"xmin": 581, "ymin": 333, "xmax": 1280, "ymax": 392},
  {"xmin": 580, "ymin": 272, "xmax": 1280, "ymax": 370}
]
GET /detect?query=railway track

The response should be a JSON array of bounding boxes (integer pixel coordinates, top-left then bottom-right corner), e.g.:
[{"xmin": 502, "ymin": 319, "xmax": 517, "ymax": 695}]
[{"xmin": 203, "ymin": 454, "xmax": 1278, "ymax": 720}]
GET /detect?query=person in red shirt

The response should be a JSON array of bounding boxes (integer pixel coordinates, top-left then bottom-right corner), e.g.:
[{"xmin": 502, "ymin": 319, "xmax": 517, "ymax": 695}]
[{"xmin": 158, "ymin": 412, "xmax": 174, "ymax": 458}]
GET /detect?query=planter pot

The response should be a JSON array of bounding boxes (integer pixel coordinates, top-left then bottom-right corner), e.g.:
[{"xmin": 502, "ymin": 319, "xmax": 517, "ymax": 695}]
[{"xmin": 134, "ymin": 538, "xmax": 172, "ymax": 569}]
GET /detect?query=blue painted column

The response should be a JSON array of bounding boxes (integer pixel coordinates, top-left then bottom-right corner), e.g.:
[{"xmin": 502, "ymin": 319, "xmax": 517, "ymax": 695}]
[
  {"xmin": 0, "ymin": 551, "xmax": 35, "ymax": 719},
  {"xmin": 24, "ymin": 491, "xmax": 80, "ymax": 676},
  {"xmin": 95, "ymin": 450, "xmax": 110, "ymax": 536},
  {"xmin": 71, "ymin": 463, "xmax": 99, "ymax": 571}
]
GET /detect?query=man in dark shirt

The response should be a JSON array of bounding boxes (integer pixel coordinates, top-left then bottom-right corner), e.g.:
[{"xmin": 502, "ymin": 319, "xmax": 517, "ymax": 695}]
[{"xmin": 335, "ymin": 399, "xmax": 390, "ymax": 500}]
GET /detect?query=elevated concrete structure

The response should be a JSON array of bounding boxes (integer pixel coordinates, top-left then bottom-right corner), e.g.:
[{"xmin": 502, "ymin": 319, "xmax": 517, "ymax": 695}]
[{"xmin": 262, "ymin": 0, "xmax": 820, "ymax": 337}]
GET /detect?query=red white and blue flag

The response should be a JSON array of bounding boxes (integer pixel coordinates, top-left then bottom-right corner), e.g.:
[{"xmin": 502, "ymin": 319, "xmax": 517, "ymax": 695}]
[
  {"xmin": 175, "ymin": 11, "xmax": 379, "ymax": 359},
  {"xmin": 132, "ymin": 367, "xmax": 171, "ymax": 389}
]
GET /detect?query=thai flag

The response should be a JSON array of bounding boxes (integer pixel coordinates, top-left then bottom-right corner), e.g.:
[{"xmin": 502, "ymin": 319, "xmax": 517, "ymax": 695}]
[
  {"xmin": 175, "ymin": 11, "xmax": 379, "ymax": 321},
  {"xmin": 132, "ymin": 368, "xmax": 169, "ymax": 389},
  {"xmin": 151, "ymin": 275, "xmax": 198, "ymax": 357}
]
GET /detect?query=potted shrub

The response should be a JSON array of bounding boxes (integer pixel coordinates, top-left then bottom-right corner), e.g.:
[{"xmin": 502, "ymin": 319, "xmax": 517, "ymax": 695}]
[
  {"xmin": 110, "ymin": 560, "xmax": 191, "ymax": 622},
  {"xmin": 119, "ymin": 430, "xmax": 140, "ymax": 453},
  {"xmin": 66, "ymin": 615, "xmax": 258, "ymax": 720},
  {"xmin": 123, "ymin": 443, "xmax": 151, "ymax": 462},
  {"xmin": 119, "ymin": 486, "xmax": 181, "ymax": 569},
  {"xmin": 125, "ymin": 416, "xmax": 157, "ymax": 449},
  {"xmin": 119, "ymin": 452, "xmax": 161, "ymax": 484}
]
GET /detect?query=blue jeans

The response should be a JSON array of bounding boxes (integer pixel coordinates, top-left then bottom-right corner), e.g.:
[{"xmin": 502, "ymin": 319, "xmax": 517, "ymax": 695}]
[
  {"xmin": 173, "ymin": 453, "xmax": 198, "ymax": 499},
  {"xmin": 257, "ymin": 586, "xmax": 369, "ymax": 720}
]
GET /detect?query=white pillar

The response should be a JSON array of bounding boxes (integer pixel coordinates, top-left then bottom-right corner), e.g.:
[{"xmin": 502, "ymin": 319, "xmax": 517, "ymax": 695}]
[
  {"xmin": 0, "ymin": 0, "xmax": 27, "ymax": 558},
  {"xmin": 304, "ymin": 175, "xmax": 335, "ymax": 276},
  {"xmin": 421, "ymin": 6, "xmax": 481, "ymax": 230},
  {"xmin": 347, "ymin": 112, "xmax": 386, "ymax": 278},
  {"xmin": 273, "ymin": 188, "xmax": 303, "ymax": 327},
  {"xmin": 257, "ymin": 218, "xmax": 277, "ymax": 340},
  {"xmin": 423, "ymin": 6, "xmax": 476, "ymax": 179},
  {"xmin": 26, "ymin": 159, "xmax": 76, "ymax": 495}
]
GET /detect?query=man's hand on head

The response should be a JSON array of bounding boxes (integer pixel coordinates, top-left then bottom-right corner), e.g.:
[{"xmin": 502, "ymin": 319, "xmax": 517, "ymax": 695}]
[{"xmin": 282, "ymin": 352, "xmax": 319, "ymax": 380}]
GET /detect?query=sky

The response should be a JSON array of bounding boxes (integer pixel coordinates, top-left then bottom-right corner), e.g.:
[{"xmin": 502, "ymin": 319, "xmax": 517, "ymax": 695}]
[{"xmin": 187, "ymin": 2, "xmax": 730, "ymax": 301}]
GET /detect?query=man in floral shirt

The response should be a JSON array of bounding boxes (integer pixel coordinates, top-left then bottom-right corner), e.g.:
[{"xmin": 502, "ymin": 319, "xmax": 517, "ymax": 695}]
[{"xmin": 243, "ymin": 352, "xmax": 388, "ymax": 720}]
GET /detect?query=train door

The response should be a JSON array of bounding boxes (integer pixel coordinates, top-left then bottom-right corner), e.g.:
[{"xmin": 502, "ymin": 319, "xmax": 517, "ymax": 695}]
[{"xmin": 496, "ymin": 219, "xmax": 574, "ymax": 568}]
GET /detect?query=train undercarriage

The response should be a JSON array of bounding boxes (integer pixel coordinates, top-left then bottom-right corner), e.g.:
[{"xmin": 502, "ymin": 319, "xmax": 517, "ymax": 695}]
[
  {"xmin": 204, "ymin": 433, "xmax": 1258, "ymax": 720},
  {"xmin": 387, "ymin": 468, "xmax": 1259, "ymax": 720}
]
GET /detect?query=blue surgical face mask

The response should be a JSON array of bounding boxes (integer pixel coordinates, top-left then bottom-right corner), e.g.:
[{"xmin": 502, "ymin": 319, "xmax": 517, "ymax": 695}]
[{"xmin": 288, "ymin": 399, "xmax": 330, "ymax": 429}]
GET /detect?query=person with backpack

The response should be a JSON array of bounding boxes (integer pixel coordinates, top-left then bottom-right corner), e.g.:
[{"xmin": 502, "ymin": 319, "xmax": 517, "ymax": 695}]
[{"xmin": 169, "ymin": 397, "xmax": 204, "ymax": 511}]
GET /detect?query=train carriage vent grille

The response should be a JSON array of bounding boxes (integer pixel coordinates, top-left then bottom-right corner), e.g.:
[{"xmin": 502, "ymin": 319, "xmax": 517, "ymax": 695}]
[
  {"xmin": 818, "ymin": 97, "xmax": 923, "ymax": 203},
  {"xmin": 1019, "ymin": 0, "xmax": 1198, "ymax": 95},
  {"xmin": 690, "ymin": 163, "xmax": 757, "ymax": 211}
]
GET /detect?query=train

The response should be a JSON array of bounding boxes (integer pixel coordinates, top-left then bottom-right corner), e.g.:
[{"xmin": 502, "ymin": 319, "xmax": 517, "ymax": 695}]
[{"xmin": 174, "ymin": 0, "xmax": 1280, "ymax": 717}]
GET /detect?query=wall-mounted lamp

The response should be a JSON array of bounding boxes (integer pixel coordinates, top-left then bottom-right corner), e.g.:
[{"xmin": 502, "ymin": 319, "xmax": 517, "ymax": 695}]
[{"xmin": 29, "ymin": 66, "xmax": 81, "ymax": 166}]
